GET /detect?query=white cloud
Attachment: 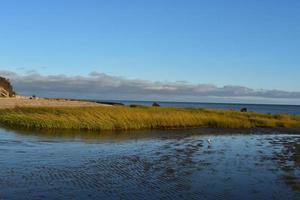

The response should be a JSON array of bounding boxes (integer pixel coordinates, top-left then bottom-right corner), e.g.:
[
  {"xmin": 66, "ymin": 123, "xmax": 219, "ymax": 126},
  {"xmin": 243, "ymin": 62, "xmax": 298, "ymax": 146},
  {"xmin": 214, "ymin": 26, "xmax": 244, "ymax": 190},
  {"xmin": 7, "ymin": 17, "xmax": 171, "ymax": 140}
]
[{"xmin": 1, "ymin": 70, "xmax": 300, "ymax": 104}]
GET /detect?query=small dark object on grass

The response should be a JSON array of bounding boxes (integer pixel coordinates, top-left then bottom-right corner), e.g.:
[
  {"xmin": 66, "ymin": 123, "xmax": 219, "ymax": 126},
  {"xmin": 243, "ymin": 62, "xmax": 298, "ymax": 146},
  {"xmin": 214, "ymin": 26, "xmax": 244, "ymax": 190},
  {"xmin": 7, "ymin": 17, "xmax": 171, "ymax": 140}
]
[
  {"xmin": 95, "ymin": 101, "xmax": 124, "ymax": 106},
  {"xmin": 130, "ymin": 104, "xmax": 138, "ymax": 108},
  {"xmin": 152, "ymin": 102, "xmax": 160, "ymax": 107},
  {"xmin": 130, "ymin": 104, "xmax": 147, "ymax": 108},
  {"xmin": 240, "ymin": 108, "xmax": 248, "ymax": 112}
]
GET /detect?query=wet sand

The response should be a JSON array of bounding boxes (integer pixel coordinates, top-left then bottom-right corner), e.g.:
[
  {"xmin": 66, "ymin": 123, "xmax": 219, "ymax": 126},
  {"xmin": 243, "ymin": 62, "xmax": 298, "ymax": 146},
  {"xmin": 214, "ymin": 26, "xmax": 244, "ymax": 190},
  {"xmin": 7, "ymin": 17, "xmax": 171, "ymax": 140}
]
[
  {"xmin": 0, "ymin": 128, "xmax": 299, "ymax": 199},
  {"xmin": 0, "ymin": 97, "xmax": 109, "ymax": 109}
]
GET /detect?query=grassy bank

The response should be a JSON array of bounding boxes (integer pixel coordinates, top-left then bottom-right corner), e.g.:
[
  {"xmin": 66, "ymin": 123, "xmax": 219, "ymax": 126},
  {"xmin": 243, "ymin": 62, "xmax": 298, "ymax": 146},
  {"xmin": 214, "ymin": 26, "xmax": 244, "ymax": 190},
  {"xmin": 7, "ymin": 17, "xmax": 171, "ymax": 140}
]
[{"xmin": 0, "ymin": 106, "xmax": 299, "ymax": 131}]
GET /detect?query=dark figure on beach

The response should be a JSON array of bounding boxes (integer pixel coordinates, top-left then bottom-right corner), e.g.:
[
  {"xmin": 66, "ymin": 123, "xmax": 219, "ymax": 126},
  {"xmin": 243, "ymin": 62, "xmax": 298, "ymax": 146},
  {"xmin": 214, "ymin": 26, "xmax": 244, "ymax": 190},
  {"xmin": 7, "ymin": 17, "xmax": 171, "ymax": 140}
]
[
  {"xmin": 29, "ymin": 95, "xmax": 37, "ymax": 100},
  {"xmin": 152, "ymin": 102, "xmax": 160, "ymax": 107},
  {"xmin": 240, "ymin": 108, "xmax": 248, "ymax": 112}
]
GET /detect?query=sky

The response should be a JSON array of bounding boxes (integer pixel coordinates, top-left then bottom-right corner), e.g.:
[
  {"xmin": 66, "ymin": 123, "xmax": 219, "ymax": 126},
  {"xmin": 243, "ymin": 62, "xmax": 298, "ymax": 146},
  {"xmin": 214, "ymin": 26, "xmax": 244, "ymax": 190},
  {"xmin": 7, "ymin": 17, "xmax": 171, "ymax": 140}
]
[{"xmin": 0, "ymin": 0, "xmax": 300, "ymax": 104}]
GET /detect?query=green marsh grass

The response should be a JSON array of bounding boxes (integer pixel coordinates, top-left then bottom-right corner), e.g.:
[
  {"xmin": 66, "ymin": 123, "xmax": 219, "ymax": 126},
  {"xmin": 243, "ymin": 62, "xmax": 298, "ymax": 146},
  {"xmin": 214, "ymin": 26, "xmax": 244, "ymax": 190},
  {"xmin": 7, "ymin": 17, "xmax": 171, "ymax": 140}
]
[{"xmin": 0, "ymin": 106, "xmax": 299, "ymax": 131}]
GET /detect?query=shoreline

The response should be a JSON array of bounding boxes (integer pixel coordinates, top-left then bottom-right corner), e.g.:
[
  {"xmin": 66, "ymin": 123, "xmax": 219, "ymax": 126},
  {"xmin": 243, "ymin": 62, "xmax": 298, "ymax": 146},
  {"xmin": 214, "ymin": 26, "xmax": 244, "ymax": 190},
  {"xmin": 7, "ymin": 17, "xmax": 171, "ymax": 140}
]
[
  {"xmin": 0, "ymin": 96, "xmax": 112, "ymax": 109},
  {"xmin": 2, "ymin": 126, "xmax": 300, "ymax": 141}
]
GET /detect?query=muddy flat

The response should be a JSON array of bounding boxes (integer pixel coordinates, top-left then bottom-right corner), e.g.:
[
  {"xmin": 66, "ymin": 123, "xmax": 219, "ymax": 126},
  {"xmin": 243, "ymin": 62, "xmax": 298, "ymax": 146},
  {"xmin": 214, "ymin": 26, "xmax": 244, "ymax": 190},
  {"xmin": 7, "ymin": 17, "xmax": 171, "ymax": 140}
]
[
  {"xmin": 0, "ymin": 128, "xmax": 299, "ymax": 200},
  {"xmin": 0, "ymin": 97, "xmax": 109, "ymax": 109}
]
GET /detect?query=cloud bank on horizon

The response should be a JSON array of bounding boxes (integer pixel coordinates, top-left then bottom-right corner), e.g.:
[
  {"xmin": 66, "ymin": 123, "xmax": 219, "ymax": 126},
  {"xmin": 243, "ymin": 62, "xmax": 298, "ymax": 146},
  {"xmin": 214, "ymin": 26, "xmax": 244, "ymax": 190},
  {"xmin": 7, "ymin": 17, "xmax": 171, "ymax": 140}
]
[{"xmin": 1, "ymin": 70, "xmax": 300, "ymax": 105}]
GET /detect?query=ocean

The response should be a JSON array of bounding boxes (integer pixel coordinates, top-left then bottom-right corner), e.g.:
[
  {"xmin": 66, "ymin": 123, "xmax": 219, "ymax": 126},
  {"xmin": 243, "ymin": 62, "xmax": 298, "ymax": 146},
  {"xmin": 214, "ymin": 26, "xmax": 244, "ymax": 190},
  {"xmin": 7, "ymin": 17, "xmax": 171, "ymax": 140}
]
[{"xmin": 103, "ymin": 100, "xmax": 300, "ymax": 115}]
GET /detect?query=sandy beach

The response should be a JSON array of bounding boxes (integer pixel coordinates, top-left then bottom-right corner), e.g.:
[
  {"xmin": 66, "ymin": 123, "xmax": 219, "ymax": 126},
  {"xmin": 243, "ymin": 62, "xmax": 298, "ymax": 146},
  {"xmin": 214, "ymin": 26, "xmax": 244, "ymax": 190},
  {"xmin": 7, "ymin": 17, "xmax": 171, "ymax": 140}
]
[{"xmin": 0, "ymin": 97, "xmax": 108, "ymax": 109}]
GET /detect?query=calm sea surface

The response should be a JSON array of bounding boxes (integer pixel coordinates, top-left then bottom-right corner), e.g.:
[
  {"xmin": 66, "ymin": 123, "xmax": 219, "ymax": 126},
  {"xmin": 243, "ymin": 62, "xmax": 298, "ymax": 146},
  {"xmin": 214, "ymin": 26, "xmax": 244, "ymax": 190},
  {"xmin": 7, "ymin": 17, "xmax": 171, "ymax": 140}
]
[
  {"xmin": 110, "ymin": 101, "xmax": 300, "ymax": 115},
  {"xmin": 0, "ymin": 127, "xmax": 299, "ymax": 200}
]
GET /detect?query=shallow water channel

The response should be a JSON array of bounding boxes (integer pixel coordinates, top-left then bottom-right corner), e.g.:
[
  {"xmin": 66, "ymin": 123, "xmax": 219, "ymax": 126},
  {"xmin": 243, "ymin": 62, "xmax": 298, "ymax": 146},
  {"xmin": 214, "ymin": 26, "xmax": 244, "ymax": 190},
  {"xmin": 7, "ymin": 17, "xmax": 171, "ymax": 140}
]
[{"xmin": 0, "ymin": 128, "xmax": 299, "ymax": 200}]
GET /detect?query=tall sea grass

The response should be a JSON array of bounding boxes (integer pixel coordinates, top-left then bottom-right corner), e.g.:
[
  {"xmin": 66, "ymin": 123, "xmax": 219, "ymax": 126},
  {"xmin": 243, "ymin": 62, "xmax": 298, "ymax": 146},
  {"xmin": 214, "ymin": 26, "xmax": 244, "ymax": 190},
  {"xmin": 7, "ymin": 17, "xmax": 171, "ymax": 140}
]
[{"xmin": 0, "ymin": 106, "xmax": 299, "ymax": 131}]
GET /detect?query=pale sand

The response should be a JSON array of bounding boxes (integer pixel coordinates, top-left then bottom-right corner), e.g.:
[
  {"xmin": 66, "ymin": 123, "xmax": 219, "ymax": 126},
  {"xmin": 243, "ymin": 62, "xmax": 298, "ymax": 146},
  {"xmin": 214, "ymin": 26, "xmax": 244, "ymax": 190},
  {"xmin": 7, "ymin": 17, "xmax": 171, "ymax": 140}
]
[{"xmin": 0, "ymin": 97, "xmax": 110, "ymax": 109}]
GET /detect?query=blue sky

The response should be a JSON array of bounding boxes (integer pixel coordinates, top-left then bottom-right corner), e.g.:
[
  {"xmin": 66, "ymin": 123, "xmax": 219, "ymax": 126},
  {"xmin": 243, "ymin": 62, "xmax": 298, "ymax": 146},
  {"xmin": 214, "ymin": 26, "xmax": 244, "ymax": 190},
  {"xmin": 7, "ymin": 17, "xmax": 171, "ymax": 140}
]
[{"xmin": 0, "ymin": 0, "xmax": 300, "ymax": 103}]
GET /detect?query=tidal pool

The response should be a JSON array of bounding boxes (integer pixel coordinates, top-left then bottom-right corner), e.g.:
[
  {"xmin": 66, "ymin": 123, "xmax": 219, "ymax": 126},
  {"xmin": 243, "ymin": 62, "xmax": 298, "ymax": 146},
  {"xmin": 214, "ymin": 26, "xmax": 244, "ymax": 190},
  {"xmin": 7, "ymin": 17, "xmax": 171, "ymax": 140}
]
[{"xmin": 0, "ymin": 128, "xmax": 299, "ymax": 200}]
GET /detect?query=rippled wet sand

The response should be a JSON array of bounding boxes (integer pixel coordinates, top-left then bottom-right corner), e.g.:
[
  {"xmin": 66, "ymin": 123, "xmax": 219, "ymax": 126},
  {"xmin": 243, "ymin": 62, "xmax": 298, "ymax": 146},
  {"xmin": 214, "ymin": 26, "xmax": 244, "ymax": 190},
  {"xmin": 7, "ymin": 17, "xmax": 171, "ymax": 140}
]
[{"xmin": 0, "ymin": 128, "xmax": 299, "ymax": 200}]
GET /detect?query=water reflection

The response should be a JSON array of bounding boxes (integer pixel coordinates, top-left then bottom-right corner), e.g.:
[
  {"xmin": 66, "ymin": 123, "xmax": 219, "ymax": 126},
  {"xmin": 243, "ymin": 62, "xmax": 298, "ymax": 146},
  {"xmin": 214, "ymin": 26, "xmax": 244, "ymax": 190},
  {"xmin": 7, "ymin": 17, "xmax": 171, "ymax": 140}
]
[
  {"xmin": 0, "ymin": 127, "xmax": 299, "ymax": 199},
  {"xmin": 267, "ymin": 136, "xmax": 300, "ymax": 191},
  {"xmin": 1, "ymin": 126, "xmax": 258, "ymax": 141}
]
